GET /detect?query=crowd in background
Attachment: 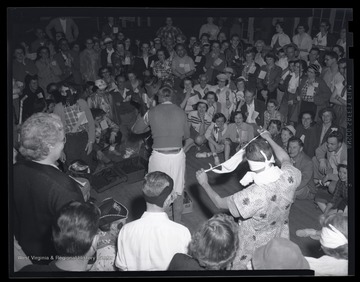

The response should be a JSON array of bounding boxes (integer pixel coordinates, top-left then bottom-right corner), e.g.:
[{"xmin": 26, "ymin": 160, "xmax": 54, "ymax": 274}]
[{"xmin": 11, "ymin": 15, "xmax": 349, "ymax": 275}]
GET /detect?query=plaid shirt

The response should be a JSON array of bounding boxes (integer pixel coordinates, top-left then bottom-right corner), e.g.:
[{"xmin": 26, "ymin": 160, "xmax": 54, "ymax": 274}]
[
  {"xmin": 329, "ymin": 180, "xmax": 347, "ymax": 207},
  {"xmin": 301, "ymin": 80, "xmax": 317, "ymax": 102},
  {"xmin": 64, "ymin": 103, "xmax": 87, "ymax": 134}
]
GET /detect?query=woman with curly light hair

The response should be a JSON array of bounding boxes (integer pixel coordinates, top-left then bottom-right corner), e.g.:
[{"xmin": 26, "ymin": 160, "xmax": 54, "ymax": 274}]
[
  {"xmin": 14, "ymin": 112, "xmax": 85, "ymax": 266},
  {"xmin": 168, "ymin": 213, "xmax": 239, "ymax": 270}
]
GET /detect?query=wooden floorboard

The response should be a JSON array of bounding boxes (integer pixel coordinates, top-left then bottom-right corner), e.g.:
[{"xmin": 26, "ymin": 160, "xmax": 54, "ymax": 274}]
[{"xmin": 91, "ymin": 145, "xmax": 325, "ymax": 258}]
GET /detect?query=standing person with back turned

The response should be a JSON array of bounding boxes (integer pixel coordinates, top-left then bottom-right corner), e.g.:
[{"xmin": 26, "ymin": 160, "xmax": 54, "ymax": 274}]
[
  {"xmin": 132, "ymin": 86, "xmax": 190, "ymax": 223},
  {"xmin": 196, "ymin": 129, "xmax": 301, "ymax": 270}
]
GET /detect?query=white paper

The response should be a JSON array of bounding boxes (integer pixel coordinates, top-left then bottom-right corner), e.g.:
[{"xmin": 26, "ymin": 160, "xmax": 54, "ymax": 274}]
[
  {"xmin": 258, "ymin": 70, "xmax": 267, "ymax": 79},
  {"xmin": 214, "ymin": 58, "xmax": 223, "ymax": 66},
  {"xmin": 150, "ymin": 60, "xmax": 154, "ymax": 68},
  {"xmin": 300, "ymin": 134, "xmax": 305, "ymax": 143},
  {"xmin": 100, "ymin": 119, "xmax": 109, "ymax": 130},
  {"xmin": 281, "ymin": 70, "xmax": 290, "ymax": 80},
  {"xmin": 179, "ymin": 63, "xmax": 185, "ymax": 68},
  {"xmin": 195, "ymin": 56, "xmax": 202, "ymax": 63},
  {"xmin": 113, "ymin": 27, "xmax": 118, "ymax": 34},
  {"xmin": 37, "ymin": 92, "xmax": 44, "ymax": 99},
  {"xmin": 249, "ymin": 66, "xmax": 256, "ymax": 74},
  {"xmin": 124, "ymin": 56, "xmax": 131, "ymax": 65},
  {"xmin": 313, "ymin": 82, "xmax": 319, "ymax": 88},
  {"xmin": 251, "ymin": 110, "xmax": 259, "ymax": 120},
  {"xmin": 77, "ymin": 111, "xmax": 88, "ymax": 125},
  {"xmin": 184, "ymin": 64, "xmax": 191, "ymax": 73},
  {"xmin": 306, "ymin": 85, "xmax": 315, "ymax": 97}
]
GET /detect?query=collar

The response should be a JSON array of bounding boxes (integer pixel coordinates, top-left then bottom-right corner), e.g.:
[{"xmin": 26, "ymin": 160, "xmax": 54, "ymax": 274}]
[
  {"xmin": 184, "ymin": 89, "xmax": 195, "ymax": 94},
  {"xmin": 332, "ymin": 144, "xmax": 344, "ymax": 156}
]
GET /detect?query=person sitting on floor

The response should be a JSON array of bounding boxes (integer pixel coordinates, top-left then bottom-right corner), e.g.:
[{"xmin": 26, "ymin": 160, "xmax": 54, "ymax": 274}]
[
  {"xmin": 287, "ymin": 136, "xmax": 317, "ymax": 200},
  {"xmin": 315, "ymin": 161, "xmax": 348, "ymax": 215},
  {"xmin": 90, "ymin": 108, "xmax": 122, "ymax": 169},
  {"xmin": 20, "ymin": 201, "xmax": 100, "ymax": 272},
  {"xmin": 312, "ymin": 130, "xmax": 347, "ymax": 195},
  {"xmin": 167, "ymin": 213, "xmax": 239, "ymax": 271},
  {"xmin": 183, "ymin": 99, "xmax": 212, "ymax": 153},
  {"xmin": 196, "ymin": 112, "xmax": 228, "ymax": 166},
  {"xmin": 305, "ymin": 213, "xmax": 348, "ymax": 276},
  {"xmin": 115, "ymin": 171, "xmax": 191, "ymax": 271}
]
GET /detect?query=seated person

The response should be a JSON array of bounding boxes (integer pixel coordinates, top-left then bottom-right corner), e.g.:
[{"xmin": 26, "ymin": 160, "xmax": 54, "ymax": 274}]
[
  {"xmin": 196, "ymin": 113, "xmax": 228, "ymax": 166},
  {"xmin": 312, "ymin": 131, "xmax": 347, "ymax": 194},
  {"xmin": 305, "ymin": 213, "xmax": 348, "ymax": 276},
  {"xmin": 19, "ymin": 201, "xmax": 100, "ymax": 272},
  {"xmin": 179, "ymin": 78, "xmax": 202, "ymax": 114},
  {"xmin": 288, "ymin": 137, "xmax": 316, "ymax": 200},
  {"xmin": 183, "ymin": 100, "xmax": 212, "ymax": 153},
  {"xmin": 280, "ymin": 124, "xmax": 296, "ymax": 151},
  {"xmin": 223, "ymin": 111, "xmax": 254, "ymax": 161},
  {"xmin": 91, "ymin": 108, "xmax": 122, "ymax": 166},
  {"xmin": 315, "ymin": 161, "xmax": 348, "ymax": 215},
  {"xmin": 267, "ymin": 119, "xmax": 282, "ymax": 146},
  {"xmin": 168, "ymin": 213, "xmax": 239, "ymax": 271}
]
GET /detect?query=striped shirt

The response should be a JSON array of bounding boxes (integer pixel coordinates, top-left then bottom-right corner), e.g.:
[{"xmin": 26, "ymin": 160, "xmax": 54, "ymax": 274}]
[{"xmin": 187, "ymin": 111, "xmax": 212, "ymax": 133}]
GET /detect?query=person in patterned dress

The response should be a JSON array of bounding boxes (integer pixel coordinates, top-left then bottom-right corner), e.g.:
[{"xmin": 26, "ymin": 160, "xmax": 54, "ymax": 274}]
[{"xmin": 196, "ymin": 129, "xmax": 301, "ymax": 269}]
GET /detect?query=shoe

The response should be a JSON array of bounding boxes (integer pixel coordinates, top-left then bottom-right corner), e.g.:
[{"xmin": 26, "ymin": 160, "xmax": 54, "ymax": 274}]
[
  {"xmin": 296, "ymin": 228, "xmax": 318, "ymax": 237},
  {"xmin": 196, "ymin": 152, "xmax": 211, "ymax": 158}
]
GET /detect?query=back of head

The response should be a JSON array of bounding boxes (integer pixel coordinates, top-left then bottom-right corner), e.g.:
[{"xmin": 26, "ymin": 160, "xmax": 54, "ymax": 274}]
[
  {"xmin": 245, "ymin": 138, "xmax": 273, "ymax": 162},
  {"xmin": 142, "ymin": 171, "xmax": 174, "ymax": 208},
  {"xmin": 252, "ymin": 237, "xmax": 310, "ymax": 270},
  {"xmin": 188, "ymin": 213, "xmax": 239, "ymax": 270},
  {"xmin": 319, "ymin": 213, "xmax": 348, "ymax": 259},
  {"xmin": 19, "ymin": 112, "xmax": 64, "ymax": 161},
  {"xmin": 53, "ymin": 201, "xmax": 100, "ymax": 257},
  {"xmin": 157, "ymin": 86, "xmax": 173, "ymax": 103}
]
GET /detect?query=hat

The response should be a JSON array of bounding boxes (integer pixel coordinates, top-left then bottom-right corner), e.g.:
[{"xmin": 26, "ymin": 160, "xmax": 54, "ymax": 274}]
[
  {"xmin": 307, "ymin": 63, "xmax": 320, "ymax": 75},
  {"xmin": 216, "ymin": 73, "xmax": 228, "ymax": 82},
  {"xmin": 223, "ymin": 67, "xmax": 234, "ymax": 74},
  {"xmin": 285, "ymin": 125, "xmax": 296, "ymax": 136},
  {"xmin": 236, "ymin": 76, "xmax": 248, "ymax": 82},
  {"xmin": 252, "ymin": 238, "xmax": 310, "ymax": 270},
  {"xmin": 98, "ymin": 197, "xmax": 128, "ymax": 230},
  {"xmin": 154, "ymin": 37, "xmax": 161, "ymax": 43},
  {"xmin": 103, "ymin": 37, "xmax": 113, "ymax": 44}
]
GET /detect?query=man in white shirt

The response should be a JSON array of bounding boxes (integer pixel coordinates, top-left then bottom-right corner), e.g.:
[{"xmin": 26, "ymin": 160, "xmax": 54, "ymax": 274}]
[
  {"xmin": 115, "ymin": 171, "xmax": 191, "ymax": 271},
  {"xmin": 240, "ymin": 89, "xmax": 266, "ymax": 133}
]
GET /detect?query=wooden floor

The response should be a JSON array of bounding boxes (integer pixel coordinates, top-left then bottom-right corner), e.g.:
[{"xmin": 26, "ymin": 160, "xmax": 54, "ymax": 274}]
[{"xmin": 91, "ymin": 145, "xmax": 325, "ymax": 258}]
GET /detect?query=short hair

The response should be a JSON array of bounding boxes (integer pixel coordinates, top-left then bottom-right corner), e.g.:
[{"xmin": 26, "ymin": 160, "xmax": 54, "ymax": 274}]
[
  {"xmin": 268, "ymin": 119, "xmax": 282, "ymax": 132},
  {"xmin": 188, "ymin": 213, "xmax": 239, "ymax": 270},
  {"xmin": 266, "ymin": 98, "xmax": 279, "ymax": 108},
  {"xmin": 287, "ymin": 136, "xmax": 304, "ymax": 148},
  {"xmin": 254, "ymin": 40, "xmax": 265, "ymax": 48},
  {"xmin": 98, "ymin": 66, "xmax": 112, "ymax": 78},
  {"xmin": 19, "ymin": 113, "xmax": 64, "ymax": 161},
  {"xmin": 142, "ymin": 171, "xmax": 173, "ymax": 198},
  {"xmin": 275, "ymin": 21, "xmax": 285, "ymax": 30},
  {"xmin": 195, "ymin": 100, "xmax": 209, "ymax": 111},
  {"xmin": 327, "ymin": 130, "xmax": 344, "ymax": 144},
  {"xmin": 204, "ymin": 91, "xmax": 218, "ymax": 102},
  {"xmin": 319, "ymin": 213, "xmax": 348, "ymax": 259},
  {"xmin": 91, "ymin": 108, "xmax": 106, "ymax": 119},
  {"xmin": 52, "ymin": 201, "xmax": 100, "ymax": 257},
  {"xmin": 300, "ymin": 110, "xmax": 315, "ymax": 121},
  {"xmin": 332, "ymin": 45, "xmax": 345, "ymax": 58},
  {"xmin": 265, "ymin": 52, "xmax": 277, "ymax": 61},
  {"xmin": 24, "ymin": 74, "xmax": 38, "ymax": 87},
  {"xmin": 296, "ymin": 22, "xmax": 309, "ymax": 32},
  {"xmin": 324, "ymin": 50, "xmax": 339, "ymax": 62},
  {"xmin": 229, "ymin": 111, "xmax": 245, "ymax": 123},
  {"xmin": 245, "ymin": 137, "xmax": 273, "ymax": 162},
  {"xmin": 157, "ymin": 86, "xmax": 173, "ymax": 99},
  {"xmin": 309, "ymin": 47, "xmax": 320, "ymax": 55},
  {"xmin": 244, "ymin": 48, "xmax": 256, "ymax": 59},
  {"xmin": 156, "ymin": 47, "xmax": 170, "ymax": 59},
  {"xmin": 320, "ymin": 19, "xmax": 331, "ymax": 30},
  {"xmin": 319, "ymin": 106, "xmax": 337, "ymax": 122},
  {"xmin": 200, "ymin": 32, "xmax": 210, "ymax": 39},
  {"xmin": 36, "ymin": 46, "xmax": 50, "ymax": 59},
  {"xmin": 13, "ymin": 44, "xmax": 26, "ymax": 55},
  {"xmin": 294, "ymin": 59, "xmax": 308, "ymax": 72},
  {"xmin": 337, "ymin": 163, "xmax": 347, "ymax": 171},
  {"xmin": 212, "ymin": 112, "xmax": 226, "ymax": 123}
]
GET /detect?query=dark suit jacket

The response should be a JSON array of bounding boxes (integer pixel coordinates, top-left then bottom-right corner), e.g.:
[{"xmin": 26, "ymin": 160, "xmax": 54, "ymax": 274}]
[
  {"xmin": 132, "ymin": 55, "xmax": 157, "ymax": 79},
  {"xmin": 313, "ymin": 122, "xmax": 344, "ymax": 148},
  {"xmin": 240, "ymin": 99, "xmax": 266, "ymax": 127},
  {"xmin": 256, "ymin": 64, "xmax": 282, "ymax": 93}
]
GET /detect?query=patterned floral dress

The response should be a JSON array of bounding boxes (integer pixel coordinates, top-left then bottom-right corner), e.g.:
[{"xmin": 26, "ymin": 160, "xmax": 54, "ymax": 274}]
[{"xmin": 226, "ymin": 161, "xmax": 301, "ymax": 270}]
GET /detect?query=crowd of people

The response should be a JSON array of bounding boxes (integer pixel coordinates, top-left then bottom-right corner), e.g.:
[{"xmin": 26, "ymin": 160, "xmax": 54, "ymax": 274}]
[{"xmin": 12, "ymin": 15, "xmax": 349, "ymax": 276}]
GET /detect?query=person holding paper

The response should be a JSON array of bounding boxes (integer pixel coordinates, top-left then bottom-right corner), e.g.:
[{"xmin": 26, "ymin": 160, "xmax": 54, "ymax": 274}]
[
  {"xmin": 132, "ymin": 41, "xmax": 157, "ymax": 82},
  {"xmin": 204, "ymin": 41, "xmax": 226, "ymax": 84},
  {"xmin": 171, "ymin": 43, "xmax": 196, "ymax": 89},
  {"xmin": 189, "ymin": 42, "xmax": 206, "ymax": 83},
  {"xmin": 241, "ymin": 49, "xmax": 261, "ymax": 91},
  {"xmin": 256, "ymin": 52, "xmax": 282, "ymax": 104},
  {"xmin": 225, "ymin": 34, "xmax": 246, "ymax": 77},
  {"xmin": 239, "ymin": 88, "xmax": 266, "ymax": 133},
  {"xmin": 297, "ymin": 63, "xmax": 332, "ymax": 123},
  {"xmin": 196, "ymin": 129, "xmax": 301, "ymax": 270},
  {"xmin": 53, "ymin": 83, "xmax": 95, "ymax": 172}
]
